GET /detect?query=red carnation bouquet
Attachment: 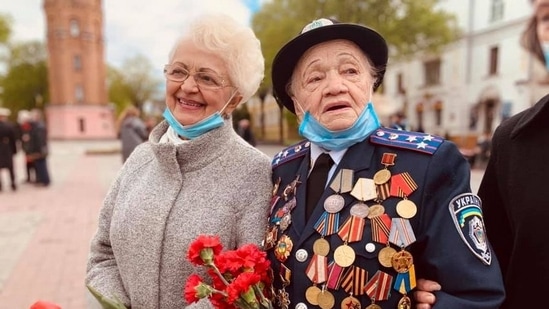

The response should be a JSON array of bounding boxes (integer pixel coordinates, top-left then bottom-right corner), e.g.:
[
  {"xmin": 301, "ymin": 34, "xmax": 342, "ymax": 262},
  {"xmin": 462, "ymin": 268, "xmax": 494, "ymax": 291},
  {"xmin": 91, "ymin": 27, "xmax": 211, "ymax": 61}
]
[{"xmin": 184, "ymin": 235, "xmax": 274, "ymax": 309}]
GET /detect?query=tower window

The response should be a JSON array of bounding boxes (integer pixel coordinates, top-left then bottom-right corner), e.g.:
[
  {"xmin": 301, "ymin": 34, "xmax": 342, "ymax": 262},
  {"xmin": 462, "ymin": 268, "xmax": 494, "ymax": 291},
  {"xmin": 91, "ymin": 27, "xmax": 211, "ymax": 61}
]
[
  {"xmin": 489, "ymin": 46, "xmax": 499, "ymax": 76},
  {"xmin": 70, "ymin": 19, "xmax": 80, "ymax": 37},
  {"xmin": 75, "ymin": 85, "xmax": 84, "ymax": 103},
  {"xmin": 73, "ymin": 55, "xmax": 82, "ymax": 71}
]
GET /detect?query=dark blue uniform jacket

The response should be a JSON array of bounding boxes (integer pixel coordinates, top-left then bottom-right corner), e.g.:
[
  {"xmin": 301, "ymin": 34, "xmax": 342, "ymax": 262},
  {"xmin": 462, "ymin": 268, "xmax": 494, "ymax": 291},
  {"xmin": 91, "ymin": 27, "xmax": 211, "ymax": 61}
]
[{"xmin": 266, "ymin": 127, "xmax": 504, "ymax": 309}]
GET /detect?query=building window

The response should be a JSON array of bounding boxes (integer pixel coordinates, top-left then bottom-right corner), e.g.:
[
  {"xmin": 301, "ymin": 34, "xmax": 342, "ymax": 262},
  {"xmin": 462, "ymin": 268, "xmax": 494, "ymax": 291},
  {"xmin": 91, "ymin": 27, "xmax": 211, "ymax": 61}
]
[
  {"xmin": 489, "ymin": 46, "xmax": 499, "ymax": 76},
  {"xmin": 70, "ymin": 19, "xmax": 80, "ymax": 37},
  {"xmin": 73, "ymin": 55, "xmax": 82, "ymax": 71},
  {"xmin": 424, "ymin": 59, "xmax": 441, "ymax": 86},
  {"xmin": 75, "ymin": 85, "xmax": 84, "ymax": 103},
  {"xmin": 490, "ymin": 0, "xmax": 504, "ymax": 23},
  {"xmin": 78, "ymin": 118, "xmax": 85, "ymax": 133},
  {"xmin": 397, "ymin": 73, "xmax": 405, "ymax": 94}
]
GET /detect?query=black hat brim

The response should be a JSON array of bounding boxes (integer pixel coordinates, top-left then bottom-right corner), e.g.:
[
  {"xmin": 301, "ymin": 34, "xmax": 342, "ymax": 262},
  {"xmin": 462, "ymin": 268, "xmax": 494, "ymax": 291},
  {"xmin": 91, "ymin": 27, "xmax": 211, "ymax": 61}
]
[{"xmin": 272, "ymin": 23, "xmax": 388, "ymax": 114}]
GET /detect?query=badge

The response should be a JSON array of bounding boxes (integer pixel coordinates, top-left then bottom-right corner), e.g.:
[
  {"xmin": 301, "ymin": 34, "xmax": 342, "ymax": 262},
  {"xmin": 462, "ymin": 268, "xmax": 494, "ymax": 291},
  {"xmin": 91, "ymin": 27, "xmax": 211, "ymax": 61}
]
[
  {"xmin": 295, "ymin": 249, "xmax": 309, "ymax": 262},
  {"xmin": 391, "ymin": 250, "xmax": 414, "ymax": 273},
  {"xmin": 275, "ymin": 235, "xmax": 293, "ymax": 262},
  {"xmin": 396, "ymin": 199, "xmax": 417, "ymax": 219},
  {"xmin": 449, "ymin": 193, "xmax": 491, "ymax": 265},
  {"xmin": 397, "ymin": 295, "xmax": 411, "ymax": 309},
  {"xmin": 378, "ymin": 246, "xmax": 396, "ymax": 268},
  {"xmin": 313, "ymin": 238, "xmax": 330, "ymax": 256},
  {"xmin": 263, "ymin": 225, "xmax": 278, "ymax": 250}
]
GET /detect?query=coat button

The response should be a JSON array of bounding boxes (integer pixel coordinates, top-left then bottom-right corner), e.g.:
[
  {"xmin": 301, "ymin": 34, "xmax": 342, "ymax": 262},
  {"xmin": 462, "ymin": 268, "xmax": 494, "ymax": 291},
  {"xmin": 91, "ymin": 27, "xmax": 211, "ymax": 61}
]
[
  {"xmin": 295, "ymin": 249, "xmax": 308, "ymax": 262},
  {"xmin": 365, "ymin": 242, "xmax": 376, "ymax": 253},
  {"xmin": 296, "ymin": 302, "xmax": 308, "ymax": 309}
]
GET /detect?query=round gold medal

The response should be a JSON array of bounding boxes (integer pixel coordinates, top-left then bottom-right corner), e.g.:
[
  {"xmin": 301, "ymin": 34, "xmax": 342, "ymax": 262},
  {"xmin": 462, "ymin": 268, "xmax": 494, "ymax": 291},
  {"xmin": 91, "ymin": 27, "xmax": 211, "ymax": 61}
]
[
  {"xmin": 367, "ymin": 204, "xmax": 385, "ymax": 218},
  {"xmin": 373, "ymin": 169, "xmax": 391, "ymax": 185},
  {"xmin": 324, "ymin": 194, "xmax": 345, "ymax": 213},
  {"xmin": 313, "ymin": 238, "xmax": 330, "ymax": 256},
  {"xmin": 365, "ymin": 304, "xmax": 382, "ymax": 309},
  {"xmin": 317, "ymin": 290, "xmax": 335, "ymax": 309},
  {"xmin": 396, "ymin": 199, "xmax": 417, "ymax": 219},
  {"xmin": 391, "ymin": 250, "xmax": 414, "ymax": 273},
  {"xmin": 334, "ymin": 244, "xmax": 356, "ymax": 267},
  {"xmin": 341, "ymin": 295, "xmax": 361, "ymax": 309},
  {"xmin": 397, "ymin": 295, "xmax": 412, "ymax": 309},
  {"xmin": 378, "ymin": 246, "xmax": 397, "ymax": 267},
  {"xmin": 305, "ymin": 285, "xmax": 321, "ymax": 305}
]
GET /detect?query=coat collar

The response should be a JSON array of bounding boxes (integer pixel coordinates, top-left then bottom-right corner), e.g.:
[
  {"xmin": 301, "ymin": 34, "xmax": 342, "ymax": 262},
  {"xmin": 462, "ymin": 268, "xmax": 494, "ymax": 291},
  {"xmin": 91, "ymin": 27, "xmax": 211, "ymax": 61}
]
[{"xmin": 511, "ymin": 94, "xmax": 549, "ymax": 138}]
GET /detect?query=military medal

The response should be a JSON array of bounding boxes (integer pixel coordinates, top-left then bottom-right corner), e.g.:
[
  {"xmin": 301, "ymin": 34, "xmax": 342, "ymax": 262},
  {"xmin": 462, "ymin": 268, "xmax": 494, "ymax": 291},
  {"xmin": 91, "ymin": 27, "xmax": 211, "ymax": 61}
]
[
  {"xmin": 378, "ymin": 245, "xmax": 396, "ymax": 268},
  {"xmin": 326, "ymin": 261, "xmax": 345, "ymax": 290},
  {"xmin": 313, "ymin": 238, "xmax": 330, "ymax": 256},
  {"xmin": 262, "ymin": 225, "xmax": 278, "ymax": 250},
  {"xmin": 390, "ymin": 172, "xmax": 418, "ymax": 199},
  {"xmin": 391, "ymin": 249, "xmax": 414, "ymax": 273},
  {"xmin": 373, "ymin": 153, "xmax": 396, "ymax": 185},
  {"xmin": 397, "ymin": 295, "xmax": 412, "ymax": 309},
  {"xmin": 367, "ymin": 204, "xmax": 385, "ymax": 218},
  {"xmin": 305, "ymin": 285, "xmax": 321, "ymax": 305},
  {"xmin": 277, "ymin": 264, "xmax": 291, "ymax": 309},
  {"xmin": 363, "ymin": 270, "xmax": 393, "ymax": 307},
  {"xmin": 283, "ymin": 174, "xmax": 301, "ymax": 201},
  {"xmin": 396, "ymin": 199, "xmax": 417, "ymax": 219},
  {"xmin": 334, "ymin": 243, "xmax": 356, "ymax": 267},
  {"xmin": 341, "ymin": 266, "xmax": 368, "ymax": 297},
  {"xmin": 371, "ymin": 213, "xmax": 391, "ymax": 245},
  {"xmin": 394, "ymin": 264, "xmax": 416, "ymax": 309},
  {"xmin": 341, "ymin": 295, "xmax": 361, "ymax": 309},
  {"xmin": 316, "ymin": 289, "xmax": 335, "ymax": 309},
  {"xmin": 325, "ymin": 169, "xmax": 353, "ymax": 212},
  {"xmin": 389, "ymin": 218, "xmax": 416, "ymax": 248}
]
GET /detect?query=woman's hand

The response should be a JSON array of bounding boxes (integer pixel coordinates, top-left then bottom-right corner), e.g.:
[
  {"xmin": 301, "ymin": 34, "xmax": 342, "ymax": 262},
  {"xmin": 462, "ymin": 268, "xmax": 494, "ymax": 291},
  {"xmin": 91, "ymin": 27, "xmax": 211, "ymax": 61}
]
[{"xmin": 414, "ymin": 278, "xmax": 441, "ymax": 309}]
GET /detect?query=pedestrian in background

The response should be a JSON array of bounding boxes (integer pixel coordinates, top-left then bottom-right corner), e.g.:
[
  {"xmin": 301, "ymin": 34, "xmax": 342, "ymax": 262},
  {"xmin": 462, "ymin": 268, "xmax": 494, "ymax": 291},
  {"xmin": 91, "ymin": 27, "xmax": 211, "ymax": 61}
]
[
  {"xmin": 237, "ymin": 118, "xmax": 256, "ymax": 146},
  {"xmin": 0, "ymin": 107, "xmax": 17, "ymax": 192},
  {"xmin": 267, "ymin": 17, "xmax": 503, "ymax": 308},
  {"xmin": 86, "ymin": 13, "xmax": 271, "ymax": 309},
  {"xmin": 17, "ymin": 110, "xmax": 36, "ymax": 184},
  {"xmin": 116, "ymin": 105, "xmax": 149, "ymax": 163},
  {"xmin": 28, "ymin": 108, "xmax": 50, "ymax": 187}
]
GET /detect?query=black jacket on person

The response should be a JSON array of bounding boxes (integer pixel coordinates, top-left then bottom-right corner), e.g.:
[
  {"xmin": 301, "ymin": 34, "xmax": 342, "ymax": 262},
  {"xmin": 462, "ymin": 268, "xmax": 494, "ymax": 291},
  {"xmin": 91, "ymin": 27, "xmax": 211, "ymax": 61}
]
[
  {"xmin": 479, "ymin": 94, "xmax": 549, "ymax": 309},
  {"xmin": 0, "ymin": 120, "xmax": 17, "ymax": 168}
]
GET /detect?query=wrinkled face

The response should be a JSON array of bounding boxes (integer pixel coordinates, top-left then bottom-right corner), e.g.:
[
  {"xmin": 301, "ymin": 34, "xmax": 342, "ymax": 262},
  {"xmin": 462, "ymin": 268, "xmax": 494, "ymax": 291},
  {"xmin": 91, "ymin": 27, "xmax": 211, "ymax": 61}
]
[
  {"xmin": 165, "ymin": 38, "xmax": 241, "ymax": 126},
  {"xmin": 537, "ymin": 3, "xmax": 549, "ymax": 42},
  {"xmin": 289, "ymin": 39, "xmax": 375, "ymax": 131}
]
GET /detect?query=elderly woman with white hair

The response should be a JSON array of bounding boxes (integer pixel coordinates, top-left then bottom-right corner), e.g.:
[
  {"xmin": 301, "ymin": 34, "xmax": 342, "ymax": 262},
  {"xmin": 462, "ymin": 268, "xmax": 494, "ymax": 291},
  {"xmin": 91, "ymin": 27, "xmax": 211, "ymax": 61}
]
[{"xmin": 86, "ymin": 14, "xmax": 272, "ymax": 309}]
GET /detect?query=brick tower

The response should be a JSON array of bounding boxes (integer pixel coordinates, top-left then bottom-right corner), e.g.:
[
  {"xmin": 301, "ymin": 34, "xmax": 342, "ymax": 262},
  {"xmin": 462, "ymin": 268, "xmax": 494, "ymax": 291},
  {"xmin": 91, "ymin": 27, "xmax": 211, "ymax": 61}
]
[{"xmin": 43, "ymin": 0, "xmax": 115, "ymax": 139}]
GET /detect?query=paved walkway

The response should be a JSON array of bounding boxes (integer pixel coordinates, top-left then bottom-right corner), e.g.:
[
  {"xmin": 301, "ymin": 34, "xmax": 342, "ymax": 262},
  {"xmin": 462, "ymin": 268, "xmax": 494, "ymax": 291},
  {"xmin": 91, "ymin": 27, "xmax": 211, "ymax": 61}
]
[{"xmin": 0, "ymin": 140, "xmax": 483, "ymax": 309}]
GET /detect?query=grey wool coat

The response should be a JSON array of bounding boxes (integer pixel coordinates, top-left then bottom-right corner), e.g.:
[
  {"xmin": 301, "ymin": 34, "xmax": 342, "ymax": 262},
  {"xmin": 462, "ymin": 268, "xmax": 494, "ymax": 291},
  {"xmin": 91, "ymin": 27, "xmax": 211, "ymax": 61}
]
[{"xmin": 86, "ymin": 119, "xmax": 273, "ymax": 309}]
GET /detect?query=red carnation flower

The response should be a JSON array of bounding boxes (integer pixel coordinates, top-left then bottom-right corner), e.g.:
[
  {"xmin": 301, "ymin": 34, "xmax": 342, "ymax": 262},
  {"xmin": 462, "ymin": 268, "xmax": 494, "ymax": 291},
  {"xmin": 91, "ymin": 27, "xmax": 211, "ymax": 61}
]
[
  {"xmin": 183, "ymin": 274, "xmax": 206, "ymax": 304},
  {"xmin": 187, "ymin": 235, "xmax": 223, "ymax": 266}
]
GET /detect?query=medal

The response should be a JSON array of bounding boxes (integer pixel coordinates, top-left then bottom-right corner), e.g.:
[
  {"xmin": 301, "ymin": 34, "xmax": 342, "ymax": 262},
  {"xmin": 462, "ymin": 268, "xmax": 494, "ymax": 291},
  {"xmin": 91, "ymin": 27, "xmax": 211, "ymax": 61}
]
[
  {"xmin": 390, "ymin": 172, "xmax": 418, "ymax": 198},
  {"xmin": 365, "ymin": 304, "xmax": 382, "ymax": 309},
  {"xmin": 317, "ymin": 289, "xmax": 335, "ymax": 309},
  {"xmin": 367, "ymin": 204, "xmax": 385, "ymax": 218},
  {"xmin": 263, "ymin": 225, "xmax": 278, "ymax": 250},
  {"xmin": 396, "ymin": 199, "xmax": 417, "ymax": 219},
  {"xmin": 374, "ymin": 153, "xmax": 397, "ymax": 185},
  {"xmin": 274, "ymin": 235, "xmax": 293, "ymax": 262},
  {"xmin": 341, "ymin": 295, "xmax": 361, "ymax": 309},
  {"xmin": 391, "ymin": 249, "xmax": 414, "ymax": 273},
  {"xmin": 351, "ymin": 178, "xmax": 377, "ymax": 202},
  {"xmin": 397, "ymin": 295, "xmax": 412, "ymax": 309},
  {"xmin": 279, "ymin": 213, "xmax": 292, "ymax": 231},
  {"xmin": 324, "ymin": 194, "xmax": 345, "ymax": 213},
  {"xmin": 277, "ymin": 264, "xmax": 291, "ymax": 309},
  {"xmin": 378, "ymin": 246, "xmax": 397, "ymax": 268},
  {"xmin": 334, "ymin": 244, "xmax": 356, "ymax": 267},
  {"xmin": 283, "ymin": 175, "xmax": 301, "ymax": 201},
  {"xmin": 313, "ymin": 238, "xmax": 330, "ymax": 256},
  {"xmin": 305, "ymin": 285, "xmax": 321, "ymax": 305},
  {"xmin": 350, "ymin": 202, "xmax": 370, "ymax": 218}
]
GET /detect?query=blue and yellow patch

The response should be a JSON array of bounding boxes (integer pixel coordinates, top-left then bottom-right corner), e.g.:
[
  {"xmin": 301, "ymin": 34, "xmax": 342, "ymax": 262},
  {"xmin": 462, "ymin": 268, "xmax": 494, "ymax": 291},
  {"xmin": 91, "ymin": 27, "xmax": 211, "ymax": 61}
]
[
  {"xmin": 271, "ymin": 140, "xmax": 310, "ymax": 168},
  {"xmin": 449, "ymin": 193, "xmax": 491, "ymax": 265},
  {"xmin": 370, "ymin": 128, "xmax": 443, "ymax": 155}
]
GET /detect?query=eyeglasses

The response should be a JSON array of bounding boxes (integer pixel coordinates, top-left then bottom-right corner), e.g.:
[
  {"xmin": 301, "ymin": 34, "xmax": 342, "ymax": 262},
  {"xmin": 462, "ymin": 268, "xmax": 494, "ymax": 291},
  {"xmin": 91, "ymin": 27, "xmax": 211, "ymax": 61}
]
[{"xmin": 163, "ymin": 64, "xmax": 231, "ymax": 90}]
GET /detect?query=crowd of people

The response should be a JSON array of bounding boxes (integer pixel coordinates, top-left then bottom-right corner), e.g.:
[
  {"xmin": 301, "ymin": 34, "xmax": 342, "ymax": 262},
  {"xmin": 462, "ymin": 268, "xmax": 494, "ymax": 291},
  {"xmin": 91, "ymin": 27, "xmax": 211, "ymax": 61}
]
[{"xmin": 0, "ymin": 107, "xmax": 50, "ymax": 192}]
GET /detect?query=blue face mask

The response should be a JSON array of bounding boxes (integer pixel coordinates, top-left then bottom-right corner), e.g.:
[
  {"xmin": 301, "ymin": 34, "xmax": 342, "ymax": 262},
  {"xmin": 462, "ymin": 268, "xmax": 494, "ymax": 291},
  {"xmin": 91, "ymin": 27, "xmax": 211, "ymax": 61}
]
[
  {"xmin": 163, "ymin": 91, "xmax": 237, "ymax": 139},
  {"xmin": 543, "ymin": 42, "xmax": 549, "ymax": 71},
  {"xmin": 298, "ymin": 102, "xmax": 380, "ymax": 151}
]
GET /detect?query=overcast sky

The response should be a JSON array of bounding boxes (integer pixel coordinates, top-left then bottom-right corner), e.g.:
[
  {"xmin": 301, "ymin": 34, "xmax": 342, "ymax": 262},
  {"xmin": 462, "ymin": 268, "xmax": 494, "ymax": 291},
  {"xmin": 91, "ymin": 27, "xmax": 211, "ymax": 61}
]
[{"xmin": 0, "ymin": 0, "xmax": 262, "ymax": 77}]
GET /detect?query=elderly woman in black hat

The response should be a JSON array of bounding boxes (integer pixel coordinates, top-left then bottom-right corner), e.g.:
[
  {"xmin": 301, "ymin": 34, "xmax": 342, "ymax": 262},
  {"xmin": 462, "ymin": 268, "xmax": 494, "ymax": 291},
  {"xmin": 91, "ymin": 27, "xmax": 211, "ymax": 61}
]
[{"xmin": 264, "ymin": 18, "xmax": 504, "ymax": 309}]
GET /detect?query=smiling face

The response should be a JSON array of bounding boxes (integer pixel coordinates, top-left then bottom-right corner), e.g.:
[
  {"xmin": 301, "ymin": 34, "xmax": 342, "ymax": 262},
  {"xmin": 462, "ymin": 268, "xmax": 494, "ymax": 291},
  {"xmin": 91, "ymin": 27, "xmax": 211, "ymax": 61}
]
[
  {"xmin": 165, "ymin": 38, "xmax": 241, "ymax": 126},
  {"xmin": 289, "ymin": 39, "xmax": 376, "ymax": 131}
]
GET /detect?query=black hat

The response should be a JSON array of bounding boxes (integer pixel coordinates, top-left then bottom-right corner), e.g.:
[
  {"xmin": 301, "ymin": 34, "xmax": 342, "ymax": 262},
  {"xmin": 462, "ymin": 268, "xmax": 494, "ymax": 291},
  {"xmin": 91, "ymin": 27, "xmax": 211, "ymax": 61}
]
[{"xmin": 272, "ymin": 18, "xmax": 388, "ymax": 114}]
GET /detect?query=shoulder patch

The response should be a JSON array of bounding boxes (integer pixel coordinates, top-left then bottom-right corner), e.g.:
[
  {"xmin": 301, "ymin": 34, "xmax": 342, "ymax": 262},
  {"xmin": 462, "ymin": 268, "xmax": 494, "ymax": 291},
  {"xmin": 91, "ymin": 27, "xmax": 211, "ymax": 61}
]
[
  {"xmin": 449, "ymin": 193, "xmax": 491, "ymax": 265},
  {"xmin": 370, "ymin": 127, "xmax": 443, "ymax": 155},
  {"xmin": 271, "ymin": 140, "xmax": 310, "ymax": 168}
]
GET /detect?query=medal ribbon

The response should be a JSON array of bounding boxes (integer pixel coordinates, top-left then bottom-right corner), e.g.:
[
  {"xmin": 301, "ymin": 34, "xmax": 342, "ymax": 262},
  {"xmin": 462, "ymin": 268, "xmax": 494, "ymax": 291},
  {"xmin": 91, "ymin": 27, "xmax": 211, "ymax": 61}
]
[
  {"xmin": 363, "ymin": 270, "xmax": 393, "ymax": 301},
  {"xmin": 279, "ymin": 264, "xmax": 291, "ymax": 285},
  {"xmin": 376, "ymin": 183, "xmax": 390, "ymax": 201},
  {"xmin": 341, "ymin": 266, "xmax": 368, "ymax": 296},
  {"xmin": 381, "ymin": 153, "xmax": 397, "ymax": 166},
  {"xmin": 337, "ymin": 215, "xmax": 365, "ymax": 242},
  {"xmin": 326, "ymin": 261, "xmax": 345, "ymax": 289},
  {"xmin": 305, "ymin": 254, "xmax": 328, "ymax": 284},
  {"xmin": 314, "ymin": 212, "xmax": 340, "ymax": 236},
  {"xmin": 371, "ymin": 214, "xmax": 391, "ymax": 244},
  {"xmin": 393, "ymin": 264, "xmax": 416, "ymax": 295},
  {"xmin": 389, "ymin": 218, "xmax": 416, "ymax": 247},
  {"xmin": 390, "ymin": 172, "xmax": 418, "ymax": 198}
]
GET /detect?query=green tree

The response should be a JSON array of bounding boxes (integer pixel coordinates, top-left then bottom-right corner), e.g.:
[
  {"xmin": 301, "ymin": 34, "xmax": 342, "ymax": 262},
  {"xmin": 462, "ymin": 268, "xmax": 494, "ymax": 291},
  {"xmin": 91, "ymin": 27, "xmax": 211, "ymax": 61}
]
[
  {"xmin": 107, "ymin": 66, "xmax": 133, "ymax": 115},
  {"xmin": 252, "ymin": 0, "xmax": 460, "ymax": 88},
  {"xmin": 116, "ymin": 54, "xmax": 161, "ymax": 112},
  {"xmin": 0, "ymin": 41, "xmax": 49, "ymax": 116},
  {"xmin": 0, "ymin": 13, "xmax": 13, "ymax": 62}
]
